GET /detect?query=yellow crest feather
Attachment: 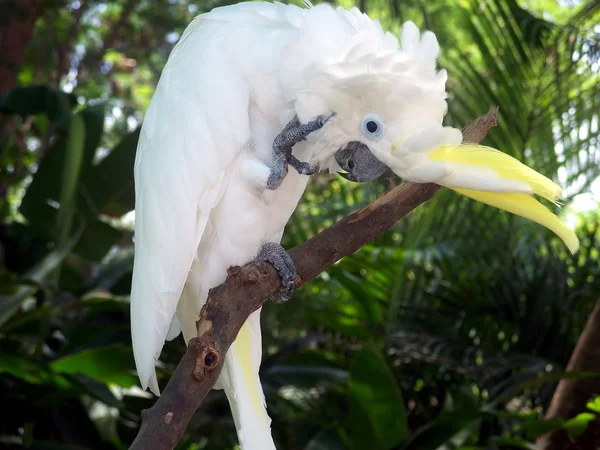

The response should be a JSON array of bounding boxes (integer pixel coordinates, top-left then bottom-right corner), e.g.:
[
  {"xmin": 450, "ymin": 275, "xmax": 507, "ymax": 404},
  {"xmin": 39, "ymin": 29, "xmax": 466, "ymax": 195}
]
[{"xmin": 429, "ymin": 144, "xmax": 562, "ymax": 203}]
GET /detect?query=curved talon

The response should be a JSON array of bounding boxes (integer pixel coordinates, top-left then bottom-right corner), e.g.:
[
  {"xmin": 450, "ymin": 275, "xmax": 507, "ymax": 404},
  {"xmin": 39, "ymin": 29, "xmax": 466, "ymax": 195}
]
[
  {"xmin": 268, "ymin": 113, "xmax": 335, "ymax": 189},
  {"xmin": 288, "ymin": 155, "xmax": 317, "ymax": 175},
  {"xmin": 256, "ymin": 242, "xmax": 296, "ymax": 303}
]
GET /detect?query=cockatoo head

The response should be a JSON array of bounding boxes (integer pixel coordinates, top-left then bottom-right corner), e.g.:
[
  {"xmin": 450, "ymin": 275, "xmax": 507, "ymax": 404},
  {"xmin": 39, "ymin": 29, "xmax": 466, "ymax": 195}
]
[
  {"xmin": 286, "ymin": 14, "xmax": 578, "ymax": 253},
  {"xmin": 296, "ymin": 66, "xmax": 451, "ymax": 181},
  {"xmin": 290, "ymin": 20, "xmax": 450, "ymax": 182}
]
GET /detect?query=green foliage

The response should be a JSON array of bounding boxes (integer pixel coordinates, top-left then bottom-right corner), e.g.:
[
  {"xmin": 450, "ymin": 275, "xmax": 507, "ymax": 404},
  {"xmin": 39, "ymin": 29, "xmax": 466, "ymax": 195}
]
[
  {"xmin": 348, "ymin": 345, "xmax": 408, "ymax": 449},
  {"xmin": 1, "ymin": 0, "xmax": 599, "ymax": 449}
]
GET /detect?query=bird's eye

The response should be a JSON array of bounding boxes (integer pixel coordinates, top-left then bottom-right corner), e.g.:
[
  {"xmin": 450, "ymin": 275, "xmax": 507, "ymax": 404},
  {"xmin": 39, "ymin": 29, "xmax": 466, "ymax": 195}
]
[{"xmin": 361, "ymin": 114, "xmax": 385, "ymax": 140}]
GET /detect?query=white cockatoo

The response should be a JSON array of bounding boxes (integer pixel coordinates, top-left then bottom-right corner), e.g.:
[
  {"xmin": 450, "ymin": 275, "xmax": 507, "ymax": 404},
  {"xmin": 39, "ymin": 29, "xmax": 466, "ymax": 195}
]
[{"xmin": 131, "ymin": 2, "xmax": 578, "ymax": 449}]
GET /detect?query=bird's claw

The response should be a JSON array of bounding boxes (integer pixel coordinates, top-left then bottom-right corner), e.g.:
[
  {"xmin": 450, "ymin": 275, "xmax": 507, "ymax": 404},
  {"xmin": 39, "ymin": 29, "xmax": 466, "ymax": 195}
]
[
  {"xmin": 288, "ymin": 155, "xmax": 317, "ymax": 175},
  {"xmin": 267, "ymin": 113, "xmax": 335, "ymax": 190},
  {"xmin": 257, "ymin": 242, "xmax": 296, "ymax": 303}
]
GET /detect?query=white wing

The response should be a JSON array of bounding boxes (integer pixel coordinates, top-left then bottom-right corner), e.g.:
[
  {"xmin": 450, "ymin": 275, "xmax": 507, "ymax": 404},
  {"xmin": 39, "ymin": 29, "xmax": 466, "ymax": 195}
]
[{"xmin": 130, "ymin": 16, "xmax": 252, "ymax": 394}]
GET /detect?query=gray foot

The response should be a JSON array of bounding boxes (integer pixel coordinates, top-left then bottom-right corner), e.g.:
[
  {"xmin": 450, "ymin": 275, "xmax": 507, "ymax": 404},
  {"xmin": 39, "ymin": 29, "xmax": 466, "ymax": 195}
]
[
  {"xmin": 257, "ymin": 242, "xmax": 296, "ymax": 303},
  {"xmin": 267, "ymin": 113, "xmax": 336, "ymax": 190}
]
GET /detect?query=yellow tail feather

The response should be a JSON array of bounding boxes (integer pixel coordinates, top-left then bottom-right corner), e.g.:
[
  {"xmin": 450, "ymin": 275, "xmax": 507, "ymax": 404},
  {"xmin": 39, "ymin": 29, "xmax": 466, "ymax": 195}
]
[{"xmin": 233, "ymin": 322, "xmax": 268, "ymax": 419}]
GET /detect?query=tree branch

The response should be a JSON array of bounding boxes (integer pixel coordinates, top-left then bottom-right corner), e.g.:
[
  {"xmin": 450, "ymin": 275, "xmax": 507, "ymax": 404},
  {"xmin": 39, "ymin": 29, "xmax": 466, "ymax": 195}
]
[
  {"xmin": 129, "ymin": 107, "xmax": 499, "ymax": 450},
  {"xmin": 537, "ymin": 299, "xmax": 600, "ymax": 450}
]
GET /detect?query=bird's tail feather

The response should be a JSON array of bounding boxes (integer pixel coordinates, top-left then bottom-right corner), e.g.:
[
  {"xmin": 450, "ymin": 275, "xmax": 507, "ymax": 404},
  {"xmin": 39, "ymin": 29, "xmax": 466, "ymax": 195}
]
[{"xmin": 219, "ymin": 310, "xmax": 276, "ymax": 450}]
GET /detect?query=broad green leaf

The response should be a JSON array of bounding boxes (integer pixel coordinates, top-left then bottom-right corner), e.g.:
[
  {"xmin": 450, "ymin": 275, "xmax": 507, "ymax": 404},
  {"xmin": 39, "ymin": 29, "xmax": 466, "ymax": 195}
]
[
  {"xmin": 82, "ymin": 128, "xmax": 140, "ymax": 217},
  {"xmin": 564, "ymin": 412, "xmax": 596, "ymax": 437},
  {"xmin": 19, "ymin": 105, "xmax": 101, "ymax": 240},
  {"xmin": 68, "ymin": 374, "xmax": 124, "ymax": 408},
  {"xmin": 73, "ymin": 217, "xmax": 122, "ymax": 261},
  {"xmin": 0, "ymin": 355, "xmax": 47, "ymax": 384},
  {"xmin": 521, "ymin": 417, "xmax": 565, "ymax": 439},
  {"xmin": 0, "ymin": 355, "xmax": 70, "ymax": 389},
  {"xmin": 0, "ymin": 85, "xmax": 73, "ymax": 130},
  {"xmin": 56, "ymin": 112, "xmax": 86, "ymax": 247},
  {"xmin": 349, "ymin": 344, "xmax": 408, "ymax": 450},
  {"xmin": 51, "ymin": 344, "xmax": 137, "ymax": 387},
  {"xmin": 587, "ymin": 396, "xmax": 600, "ymax": 414},
  {"xmin": 80, "ymin": 104, "xmax": 105, "ymax": 176}
]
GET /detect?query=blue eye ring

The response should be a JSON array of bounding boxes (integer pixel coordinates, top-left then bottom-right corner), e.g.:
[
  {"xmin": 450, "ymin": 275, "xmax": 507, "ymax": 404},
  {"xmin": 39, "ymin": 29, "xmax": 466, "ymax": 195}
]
[{"xmin": 361, "ymin": 114, "xmax": 385, "ymax": 140}]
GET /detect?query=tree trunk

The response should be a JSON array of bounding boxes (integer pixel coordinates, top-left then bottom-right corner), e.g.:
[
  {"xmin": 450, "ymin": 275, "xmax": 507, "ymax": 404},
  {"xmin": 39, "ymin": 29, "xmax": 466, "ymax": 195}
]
[
  {"xmin": 538, "ymin": 299, "xmax": 600, "ymax": 450},
  {"xmin": 0, "ymin": 0, "xmax": 48, "ymax": 94}
]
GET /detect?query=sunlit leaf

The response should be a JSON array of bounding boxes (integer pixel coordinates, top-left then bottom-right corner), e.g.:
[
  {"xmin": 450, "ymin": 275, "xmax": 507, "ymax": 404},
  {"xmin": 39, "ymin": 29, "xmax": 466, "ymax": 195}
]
[
  {"xmin": 51, "ymin": 344, "xmax": 137, "ymax": 387},
  {"xmin": 564, "ymin": 412, "xmax": 596, "ymax": 437}
]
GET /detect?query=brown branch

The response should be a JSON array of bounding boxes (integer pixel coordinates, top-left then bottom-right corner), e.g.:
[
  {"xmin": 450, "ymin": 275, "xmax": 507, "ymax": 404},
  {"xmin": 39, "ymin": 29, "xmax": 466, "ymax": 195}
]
[
  {"xmin": 129, "ymin": 107, "xmax": 499, "ymax": 450},
  {"xmin": 537, "ymin": 299, "xmax": 600, "ymax": 450}
]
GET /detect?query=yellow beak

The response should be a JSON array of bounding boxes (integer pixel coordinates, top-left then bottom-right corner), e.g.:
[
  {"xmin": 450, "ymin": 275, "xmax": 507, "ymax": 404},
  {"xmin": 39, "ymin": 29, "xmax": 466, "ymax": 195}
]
[{"xmin": 428, "ymin": 144, "xmax": 579, "ymax": 253}]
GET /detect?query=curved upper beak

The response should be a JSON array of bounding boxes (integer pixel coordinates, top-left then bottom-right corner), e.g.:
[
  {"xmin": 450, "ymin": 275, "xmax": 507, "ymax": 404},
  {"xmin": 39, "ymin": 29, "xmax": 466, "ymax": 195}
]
[{"xmin": 335, "ymin": 142, "xmax": 388, "ymax": 182}]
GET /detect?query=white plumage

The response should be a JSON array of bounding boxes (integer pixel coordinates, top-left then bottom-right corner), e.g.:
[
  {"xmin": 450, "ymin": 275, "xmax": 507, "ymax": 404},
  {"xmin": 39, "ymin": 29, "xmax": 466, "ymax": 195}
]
[{"xmin": 131, "ymin": 2, "xmax": 576, "ymax": 449}]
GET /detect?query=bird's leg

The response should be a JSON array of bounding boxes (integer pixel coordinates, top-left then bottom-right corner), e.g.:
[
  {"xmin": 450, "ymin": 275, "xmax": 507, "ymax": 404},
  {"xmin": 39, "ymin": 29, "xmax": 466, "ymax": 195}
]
[
  {"xmin": 256, "ymin": 242, "xmax": 296, "ymax": 303},
  {"xmin": 267, "ymin": 113, "xmax": 335, "ymax": 190}
]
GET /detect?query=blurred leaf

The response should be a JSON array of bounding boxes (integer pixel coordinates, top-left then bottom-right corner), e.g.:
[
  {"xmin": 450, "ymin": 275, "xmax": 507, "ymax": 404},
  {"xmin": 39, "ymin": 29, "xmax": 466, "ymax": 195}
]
[
  {"xmin": 82, "ymin": 129, "xmax": 140, "ymax": 217},
  {"xmin": 51, "ymin": 344, "xmax": 137, "ymax": 387},
  {"xmin": 587, "ymin": 396, "xmax": 600, "ymax": 414},
  {"xmin": 401, "ymin": 410, "xmax": 492, "ymax": 450},
  {"xmin": 56, "ymin": 112, "xmax": 85, "ymax": 247},
  {"xmin": 74, "ymin": 218, "xmax": 122, "ymax": 261},
  {"xmin": 564, "ymin": 412, "xmax": 596, "ymax": 437},
  {"xmin": 0, "ymin": 229, "xmax": 81, "ymax": 326},
  {"xmin": 0, "ymin": 85, "xmax": 73, "ymax": 130},
  {"xmin": 349, "ymin": 344, "xmax": 408, "ymax": 450},
  {"xmin": 20, "ymin": 116, "xmax": 83, "ymax": 232},
  {"xmin": 521, "ymin": 417, "xmax": 565, "ymax": 439},
  {"xmin": 0, "ymin": 355, "xmax": 47, "ymax": 384},
  {"xmin": 264, "ymin": 364, "xmax": 348, "ymax": 389},
  {"xmin": 80, "ymin": 105, "xmax": 106, "ymax": 176},
  {"xmin": 68, "ymin": 374, "xmax": 124, "ymax": 408}
]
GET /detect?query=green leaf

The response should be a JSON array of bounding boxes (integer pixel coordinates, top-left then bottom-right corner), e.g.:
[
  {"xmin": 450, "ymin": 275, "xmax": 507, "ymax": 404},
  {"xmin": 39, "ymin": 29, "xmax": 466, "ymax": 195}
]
[
  {"xmin": 82, "ymin": 128, "xmax": 140, "ymax": 217},
  {"xmin": 80, "ymin": 104, "xmax": 106, "ymax": 177},
  {"xmin": 56, "ymin": 112, "xmax": 86, "ymax": 247},
  {"xmin": 68, "ymin": 374, "xmax": 124, "ymax": 408},
  {"xmin": 0, "ymin": 230, "xmax": 81, "ymax": 326},
  {"xmin": 73, "ymin": 217, "xmax": 122, "ymax": 261},
  {"xmin": 401, "ymin": 410, "xmax": 486, "ymax": 450},
  {"xmin": 0, "ymin": 85, "xmax": 73, "ymax": 131},
  {"xmin": 51, "ymin": 344, "xmax": 137, "ymax": 387},
  {"xmin": 564, "ymin": 412, "xmax": 596, "ymax": 437},
  {"xmin": 264, "ymin": 364, "xmax": 349, "ymax": 388},
  {"xmin": 349, "ymin": 344, "xmax": 408, "ymax": 450},
  {"xmin": 586, "ymin": 396, "xmax": 600, "ymax": 414},
  {"xmin": 521, "ymin": 417, "xmax": 565, "ymax": 439},
  {"xmin": 0, "ymin": 355, "xmax": 47, "ymax": 384},
  {"xmin": 0, "ymin": 354, "xmax": 71, "ymax": 389}
]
